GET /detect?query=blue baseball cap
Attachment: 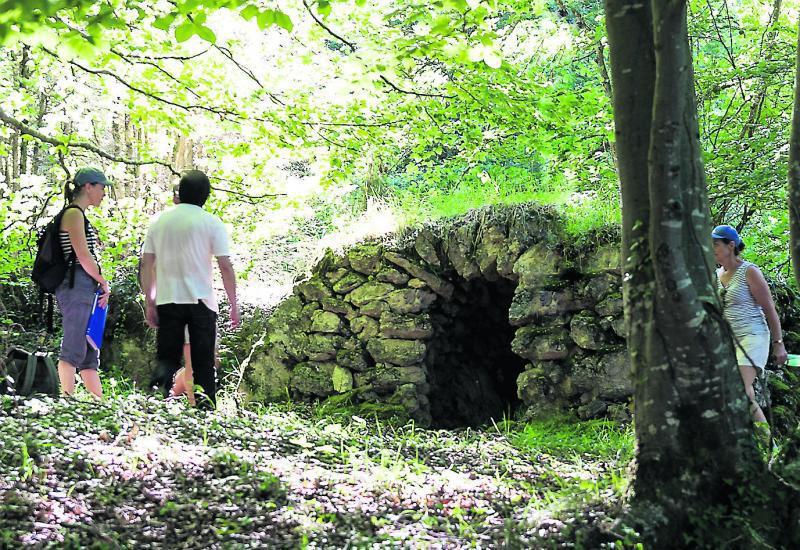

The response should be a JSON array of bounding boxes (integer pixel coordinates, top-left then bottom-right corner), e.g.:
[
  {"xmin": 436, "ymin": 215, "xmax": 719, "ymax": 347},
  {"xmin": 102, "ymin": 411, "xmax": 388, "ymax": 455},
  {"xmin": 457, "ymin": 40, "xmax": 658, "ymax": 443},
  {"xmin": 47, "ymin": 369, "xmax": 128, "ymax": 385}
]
[
  {"xmin": 74, "ymin": 167, "xmax": 111, "ymax": 187},
  {"xmin": 711, "ymin": 225, "xmax": 741, "ymax": 246}
]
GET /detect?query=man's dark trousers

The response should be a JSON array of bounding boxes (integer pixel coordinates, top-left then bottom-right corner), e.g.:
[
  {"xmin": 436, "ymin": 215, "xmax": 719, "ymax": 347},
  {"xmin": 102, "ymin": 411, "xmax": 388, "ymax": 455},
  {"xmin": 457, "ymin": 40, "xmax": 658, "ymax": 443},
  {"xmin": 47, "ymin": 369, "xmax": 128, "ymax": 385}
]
[{"xmin": 154, "ymin": 302, "xmax": 217, "ymax": 407}]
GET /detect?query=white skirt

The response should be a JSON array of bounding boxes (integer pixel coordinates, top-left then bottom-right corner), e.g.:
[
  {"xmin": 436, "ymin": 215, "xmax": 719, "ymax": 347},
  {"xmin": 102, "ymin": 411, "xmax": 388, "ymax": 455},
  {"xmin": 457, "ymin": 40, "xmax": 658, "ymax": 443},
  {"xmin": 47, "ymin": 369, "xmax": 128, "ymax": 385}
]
[{"xmin": 733, "ymin": 332, "xmax": 769, "ymax": 371}]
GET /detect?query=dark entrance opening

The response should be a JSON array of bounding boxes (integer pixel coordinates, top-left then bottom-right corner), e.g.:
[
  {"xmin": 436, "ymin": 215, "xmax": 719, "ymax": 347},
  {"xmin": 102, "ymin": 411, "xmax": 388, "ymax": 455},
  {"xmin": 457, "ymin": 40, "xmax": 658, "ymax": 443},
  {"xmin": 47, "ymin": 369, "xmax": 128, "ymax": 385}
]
[{"xmin": 426, "ymin": 277, "xmax": 526, "ymax": 428}]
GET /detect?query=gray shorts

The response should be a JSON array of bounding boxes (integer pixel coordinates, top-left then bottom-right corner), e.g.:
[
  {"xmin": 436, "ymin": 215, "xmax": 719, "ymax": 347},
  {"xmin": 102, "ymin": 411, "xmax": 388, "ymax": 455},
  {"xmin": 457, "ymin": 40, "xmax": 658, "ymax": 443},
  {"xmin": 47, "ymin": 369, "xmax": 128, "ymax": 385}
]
[{"xmin": 55, "ymin": 267, "xmax": 100, "ymax": 372}]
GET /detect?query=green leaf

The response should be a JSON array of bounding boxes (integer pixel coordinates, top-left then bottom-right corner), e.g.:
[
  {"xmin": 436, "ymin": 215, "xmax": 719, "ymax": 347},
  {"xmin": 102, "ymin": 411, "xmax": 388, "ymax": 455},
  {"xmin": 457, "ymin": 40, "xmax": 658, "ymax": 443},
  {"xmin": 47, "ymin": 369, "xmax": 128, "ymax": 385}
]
[
  {"xmin": 174, "ymin": 21, "xmax": 195, "ymax": 42},
  {"xmin": 177, "ymin": 0, "xmax": 202, "ymax": 14},
  {"xmin": 195, "ymin": 24, "xmax": 216, "ymax": 43},
  {"xmin": 317, "ymin": 0, "xmax": 331, "ymax": 17},
  {"xmin": 274, "ymin": 11, "xmax": 293, "ymax": 32},
  {"xmin": 430, "ymin": 15, "xmax": 451, "ymax": 35},
  {"xmin": 256, "ymin": 9, "xmax": 275, "ymax": 29},
  {"xmin": 240, "ymin": 4, "xmax": 259, "ymax": 20},
  {"xmin": 152, "ymin": 13, "xmax": 176, "ymax": 31}
]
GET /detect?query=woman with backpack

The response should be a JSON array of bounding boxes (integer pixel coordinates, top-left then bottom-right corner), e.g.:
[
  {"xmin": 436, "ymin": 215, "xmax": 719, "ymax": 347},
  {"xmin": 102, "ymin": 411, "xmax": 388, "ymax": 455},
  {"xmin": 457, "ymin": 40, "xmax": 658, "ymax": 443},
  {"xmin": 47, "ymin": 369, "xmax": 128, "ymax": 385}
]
[{"xmin": 56, "ymin": 167, "xmax": 112, "ymax": 398}]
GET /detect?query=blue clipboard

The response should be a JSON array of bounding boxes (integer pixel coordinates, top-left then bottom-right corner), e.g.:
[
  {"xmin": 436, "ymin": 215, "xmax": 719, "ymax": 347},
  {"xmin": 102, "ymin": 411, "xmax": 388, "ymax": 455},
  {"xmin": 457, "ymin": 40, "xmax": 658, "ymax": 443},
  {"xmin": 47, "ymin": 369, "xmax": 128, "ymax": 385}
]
[{"xmin": 86, "ymin": 290, "xmax": 108, "ymax": 351}]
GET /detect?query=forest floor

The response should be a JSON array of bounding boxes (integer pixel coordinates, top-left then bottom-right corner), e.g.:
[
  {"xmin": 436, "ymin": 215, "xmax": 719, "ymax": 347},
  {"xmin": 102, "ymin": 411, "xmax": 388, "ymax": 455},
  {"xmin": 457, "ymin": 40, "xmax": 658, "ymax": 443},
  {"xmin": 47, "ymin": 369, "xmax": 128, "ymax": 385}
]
[{"xmin": 0, "ymin": 390, "xmax": 634, "ymax": 549}]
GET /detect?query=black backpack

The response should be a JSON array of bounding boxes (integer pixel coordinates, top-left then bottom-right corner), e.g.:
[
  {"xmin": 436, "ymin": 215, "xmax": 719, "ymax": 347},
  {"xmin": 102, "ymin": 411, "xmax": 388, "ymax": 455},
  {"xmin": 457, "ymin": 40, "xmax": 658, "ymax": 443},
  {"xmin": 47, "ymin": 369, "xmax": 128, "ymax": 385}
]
[
  {"xmin": 31, "ymin": 205, "xmax": 85, "ymax": 293},
  {"xmin": 0, "ymin": 347, "xmax": 60, "ymax": 397},
  {"xmin": 31, "ymin": 205, "xmax": 87, "ymax": 330}
]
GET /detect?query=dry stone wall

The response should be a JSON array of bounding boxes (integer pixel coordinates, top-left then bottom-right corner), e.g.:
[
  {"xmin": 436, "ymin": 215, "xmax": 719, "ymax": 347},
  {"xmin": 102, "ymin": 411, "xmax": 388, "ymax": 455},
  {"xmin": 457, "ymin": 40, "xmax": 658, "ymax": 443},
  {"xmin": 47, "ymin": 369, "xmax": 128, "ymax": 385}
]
[{"xmin": 245, "ymin": 204, "xmax": 632, "ymax": 427}]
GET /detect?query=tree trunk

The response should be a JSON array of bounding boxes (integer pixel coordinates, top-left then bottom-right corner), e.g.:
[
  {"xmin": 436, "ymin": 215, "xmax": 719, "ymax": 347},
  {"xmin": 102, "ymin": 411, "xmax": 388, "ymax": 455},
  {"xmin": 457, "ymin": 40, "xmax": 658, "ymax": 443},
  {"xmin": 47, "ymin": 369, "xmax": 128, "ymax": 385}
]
[
  {"xmin": 2, "ymin": 140, "xmax": 9, "ymax": 191},
  {"xmin": 174, "ymin": 135, "xmax": 194, "ymax": 172},
  {"xmin": 605, "ymin": 0, "xmax": 777, "ymax": 544},
  {"xmin": 19, "ymin": 136, "xmax": 27, "ymax": 176},
  {"xmin": 790, "ymin": 20, "xmax": 800, "ymax": 286},
  {"xmin": 10, "ymin": 129, "xmax": 19, "ymax": 187}
]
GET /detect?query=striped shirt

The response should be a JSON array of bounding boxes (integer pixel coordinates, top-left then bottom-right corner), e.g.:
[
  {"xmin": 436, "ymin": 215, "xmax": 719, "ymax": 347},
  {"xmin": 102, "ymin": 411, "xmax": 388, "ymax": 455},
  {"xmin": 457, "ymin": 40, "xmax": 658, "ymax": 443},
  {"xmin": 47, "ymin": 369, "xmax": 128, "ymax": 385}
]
[
  {"xmin": 717, "ymin": 261, "xmax": 768, "ymax": 337},
  {"xmin": 59, "ymin": 211, "xmax": 99, "ymax": 261}
]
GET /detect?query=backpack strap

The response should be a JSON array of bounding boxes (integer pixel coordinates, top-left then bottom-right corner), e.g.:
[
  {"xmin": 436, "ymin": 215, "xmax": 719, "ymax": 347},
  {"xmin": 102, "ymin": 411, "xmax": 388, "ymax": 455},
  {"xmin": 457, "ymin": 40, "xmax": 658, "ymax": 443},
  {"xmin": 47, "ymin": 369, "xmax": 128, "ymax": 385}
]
[
  {"xmin": 41, "ymin": 355, "xmax": 59, "ymax": 395},
  {"xmin": 60, "ymin": 205, "xmax": 86, "ymax": 290},
  {"xmin": 20, "ymin": 352, "xmax": 37, "ymax": 395}
]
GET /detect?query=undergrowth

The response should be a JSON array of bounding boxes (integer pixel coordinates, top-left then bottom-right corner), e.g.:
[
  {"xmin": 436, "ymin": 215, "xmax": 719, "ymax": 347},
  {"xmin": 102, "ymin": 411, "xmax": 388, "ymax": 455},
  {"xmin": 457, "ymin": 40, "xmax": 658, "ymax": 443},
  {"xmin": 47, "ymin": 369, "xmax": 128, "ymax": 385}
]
[{"xmin": 0, "ymin": 380, "xmax": 636, "ymax": 548}]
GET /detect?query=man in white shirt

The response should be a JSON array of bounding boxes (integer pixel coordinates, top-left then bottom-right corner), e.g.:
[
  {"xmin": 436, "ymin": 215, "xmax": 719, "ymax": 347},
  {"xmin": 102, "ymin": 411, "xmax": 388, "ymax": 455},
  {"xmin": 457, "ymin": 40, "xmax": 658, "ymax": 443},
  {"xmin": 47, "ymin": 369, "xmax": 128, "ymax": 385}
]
[{"xmin": 140, "ymin": 170, "xmax": 240, "ymax": 408}]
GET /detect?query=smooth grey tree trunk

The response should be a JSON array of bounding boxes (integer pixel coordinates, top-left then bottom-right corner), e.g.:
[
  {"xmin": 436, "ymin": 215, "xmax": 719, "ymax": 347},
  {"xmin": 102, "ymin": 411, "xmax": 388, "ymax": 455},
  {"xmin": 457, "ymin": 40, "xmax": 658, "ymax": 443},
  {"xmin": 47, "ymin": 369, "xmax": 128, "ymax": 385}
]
[{"xmin": 605, "ymin": 0, "xmax": 777, "ymax": 544}]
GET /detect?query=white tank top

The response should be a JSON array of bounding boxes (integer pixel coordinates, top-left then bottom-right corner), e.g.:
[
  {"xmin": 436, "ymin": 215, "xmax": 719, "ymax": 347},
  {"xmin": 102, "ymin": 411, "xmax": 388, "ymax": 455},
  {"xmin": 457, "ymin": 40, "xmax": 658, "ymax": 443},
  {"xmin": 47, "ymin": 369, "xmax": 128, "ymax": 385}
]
[{"xmin": 717, "ymin": 261, "xmax": 768, "ymax": 337}]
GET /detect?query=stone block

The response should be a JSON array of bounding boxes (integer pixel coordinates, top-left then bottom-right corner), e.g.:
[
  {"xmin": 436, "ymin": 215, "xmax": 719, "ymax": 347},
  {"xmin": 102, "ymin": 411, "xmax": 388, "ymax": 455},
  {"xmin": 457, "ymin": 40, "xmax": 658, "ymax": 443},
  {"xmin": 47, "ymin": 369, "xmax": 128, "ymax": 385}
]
[
  {"xmin": 475, "ymin": 225, "xmax": 507, "ymax": 281},
  {"xmin": 290, "ymin": 362, "xmax": 337, "ymax": 396},
  {"xmin": 296, "ymin": 275, "xmax": 330, "ymax": 302},
  {"xmin": 310, "ymin": 310, "xmax": 344, "ymax": 334},
  {"xmin": 386, "ymin": 288, "xmax": 437, "ymax": 314},
  {"xmin": 325, "ymin": 268, "xmax": 349, "ymax": 285},
  {"xmin": 496, "ymin": 239, "xmax": 523, "ymax": 279},
  {"xmin": 303, "ymin": 333, "xmax": 344, "ymax": 361},
  {"xmin": 379, "ymin": 312, "xmax": 434, "ymax": 339},
  {"xmin": 376, "ymin": 267, "xmax": 409, "ymax": 285},
  {"xmin": 358, "ymin": 301, "xmax": 391, "ymax": 319},
  {"xmin": 347, "ymin": 281, "xmax": 396, "ymax": 307},
  {"xmin": 366, "ymin": 338, "xmax": 427, "ymax": 366},
  {"xmin": 414, "ymin": 229, "xmax": 443, "ymax": 268},
  {"xmin": 347, "ymin": 244, "xmax": 383, "ymax": 275},
  {"xmin": 336, "ymin": 349, "xmax": 370, "ymax": 371},
  {"xmin": 384, "ymin": 251, "xmax": 454, "ymax": 299},
  {"xmin": 266, "ymin": 295, "xmax": 310, "ymax": 360},
  {"xmin": 568, "ymin": 350, "xmax": 631, "ymax": 400},
  {"xmin": 511, "ymin": 326, "xmax": 572, "ymax": 361},
  {"xmin": 595, "ymin": 294, "xmax": 623, "ymax": 317},
  {"xmin": 517, "ymin": 369, "xmax": 547, "ymax": 405},
  {"xmin": 583, "ymin": 273, "xmax": 619, "ymax": 303},
  {"xmin": 509, "ymin": 288, "xmax": 588, "ymax": 326},
  {"xmin": 247, "ymin": 351, "xmax": 291, "ymax": 402},
  {"xmin": 445, "ymin": 224, "xmax": 480, "ymax": 280},
  {"xmin": 583, "ymin": 244, "xmax": 621, "ymax": 274},
  {"xmin": 513, "ymin": 244, "xmax": 562, "ymax": 289},
  {"xmin": 321, "ymin": 296, "xmax": 355, "ymax": 317},
  {"xmin": 354, "ymin": 364, "xmax": 427, "ymax": 390},
  {"xmin": 332, "ymin": 271, "xmax": 367, "ymax": 294},
  {"xmin": 569, "ymin": 312, "xmax": 617, "ymax": 351}
]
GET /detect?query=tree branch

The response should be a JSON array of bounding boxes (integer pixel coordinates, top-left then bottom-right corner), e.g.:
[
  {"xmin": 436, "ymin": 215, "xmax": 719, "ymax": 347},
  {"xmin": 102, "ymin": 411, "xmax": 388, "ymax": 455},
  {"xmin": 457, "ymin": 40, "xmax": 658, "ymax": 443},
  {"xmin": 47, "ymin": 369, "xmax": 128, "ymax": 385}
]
[
  {"xmin": 210, "ymin": 180, "xmax": 286, "ymax": 203},
  {"xmin": 379, "ymin": 75, "xmax": 455, "ymax": 99},
  {"xmin": 0, "ymin": 107, "xmax": 178, "ymax": 174},
  {"xmin": 43, "ymin": 48, "xmax": 244, "ymax": 123},
  {"xmin": 301, "ymin": 0, "xmax": 357, "ymax": 53},
  {"xmin": 300, "ymin": 0, "xmax": 452, "ymax": 101},
  {"xmin": 212, "ymin": 43, "xmax": 286, "ymax": 106},
  {"xmin": 111, "ymin": 48, "xmax": 202, "ymax": 100}
]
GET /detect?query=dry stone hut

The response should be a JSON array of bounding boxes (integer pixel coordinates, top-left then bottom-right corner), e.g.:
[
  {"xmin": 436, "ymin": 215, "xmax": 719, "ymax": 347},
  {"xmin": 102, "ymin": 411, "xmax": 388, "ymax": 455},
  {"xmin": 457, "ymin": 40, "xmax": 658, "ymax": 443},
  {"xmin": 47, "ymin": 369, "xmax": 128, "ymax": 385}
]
[{"xmin": 244, "ymin": 204, "xmax": 632, "ymax": 428}]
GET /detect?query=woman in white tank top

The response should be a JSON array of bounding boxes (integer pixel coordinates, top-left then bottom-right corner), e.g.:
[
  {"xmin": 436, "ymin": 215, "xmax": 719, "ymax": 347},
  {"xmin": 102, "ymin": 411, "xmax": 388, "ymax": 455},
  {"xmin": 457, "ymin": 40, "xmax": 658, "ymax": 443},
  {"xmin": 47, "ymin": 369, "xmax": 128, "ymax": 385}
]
[{"xmin": 712, "ymin": 225, "xmax": 787, "ymax": 427}]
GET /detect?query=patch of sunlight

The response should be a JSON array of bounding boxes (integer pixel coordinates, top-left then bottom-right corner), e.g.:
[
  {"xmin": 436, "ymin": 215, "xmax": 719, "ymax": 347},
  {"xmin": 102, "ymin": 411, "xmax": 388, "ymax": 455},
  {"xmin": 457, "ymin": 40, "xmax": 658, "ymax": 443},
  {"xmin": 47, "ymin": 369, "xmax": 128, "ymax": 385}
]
[{"xmin": 317, "ymin": 201, "xmax": 401, "ymax": 252}]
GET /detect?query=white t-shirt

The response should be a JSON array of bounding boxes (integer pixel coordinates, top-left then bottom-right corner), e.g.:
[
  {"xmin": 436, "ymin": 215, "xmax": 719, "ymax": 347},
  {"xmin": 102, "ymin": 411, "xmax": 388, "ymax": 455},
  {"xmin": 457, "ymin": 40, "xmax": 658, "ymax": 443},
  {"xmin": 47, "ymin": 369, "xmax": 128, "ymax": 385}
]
[{"xmin": 143, "ymin": 203, "xmax": 230, "ymax": 312}]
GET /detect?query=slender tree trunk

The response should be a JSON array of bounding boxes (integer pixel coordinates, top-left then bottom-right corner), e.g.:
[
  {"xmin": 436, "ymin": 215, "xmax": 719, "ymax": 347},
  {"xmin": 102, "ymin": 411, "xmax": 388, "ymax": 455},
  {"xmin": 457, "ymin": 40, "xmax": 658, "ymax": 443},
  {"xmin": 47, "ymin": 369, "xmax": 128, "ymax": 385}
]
[
  {"xmin": 2, "ymin": 141, "xmax": 9, "ymax": 189},
  {"xmin": 790, "ymin": 20, "xmax": 800, "ymax": 287},
  {"xmin": 174, "ymin": 135, "xmax": 194, "ymax": 172},
  {"xmin": 10, "ymin": 129, "xmax": 19, "ymax": 186},
  {"xmin": 19, "ymin": 137, "xmax": 27, "ymax": 176},
  {"xmin": 605, "ymin": 0, "xmax": 774, "ymax": 544}
]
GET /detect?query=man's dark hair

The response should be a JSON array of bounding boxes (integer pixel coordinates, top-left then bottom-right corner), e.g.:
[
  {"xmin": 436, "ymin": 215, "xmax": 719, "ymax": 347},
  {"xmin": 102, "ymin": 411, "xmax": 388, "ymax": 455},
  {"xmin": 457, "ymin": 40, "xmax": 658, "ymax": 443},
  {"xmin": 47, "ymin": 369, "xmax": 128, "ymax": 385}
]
[{"xmin": 178, "ymin": 170, "xmax": 210, "ymax": 206}]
